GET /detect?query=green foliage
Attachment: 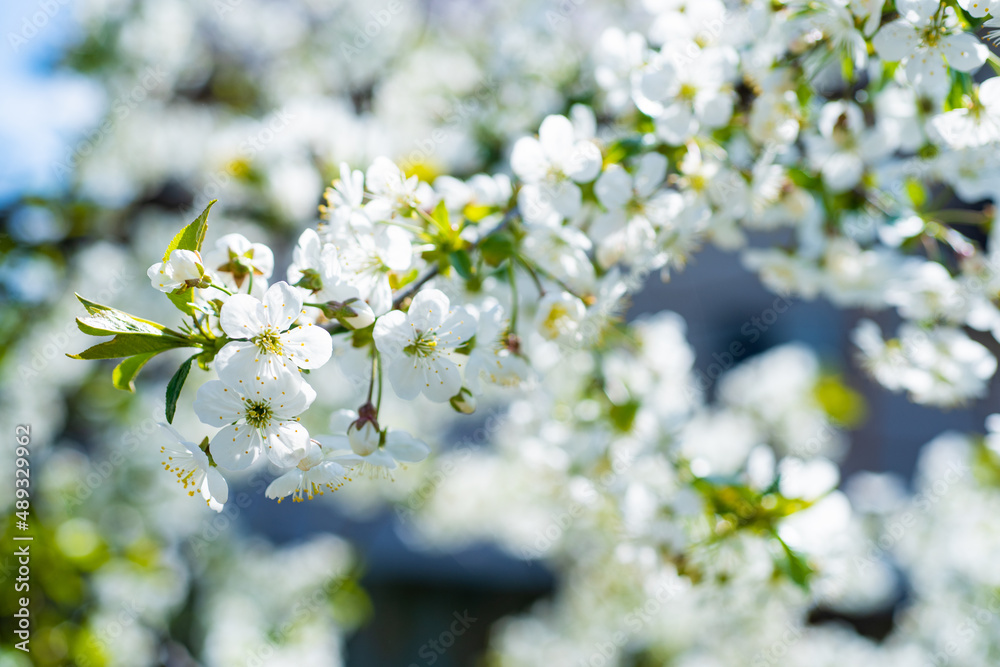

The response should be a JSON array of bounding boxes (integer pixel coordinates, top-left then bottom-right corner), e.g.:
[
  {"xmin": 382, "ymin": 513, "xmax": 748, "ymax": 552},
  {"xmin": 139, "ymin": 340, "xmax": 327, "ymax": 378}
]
[
  {"xmin": 692, "ymin": 477, "xmax": 816, "ymax": 588},
  {"xmin": 813, "ymin": 373, "xmax": 867, "ymax": 427},
  {"xmin": 449, "ymin": 249, "xmax": 474, "ymax": 280},
  {"xmin": 74, "ymin": 294, "xmax": 171, "ymax": 336},
  {"xmin": 69, "ymin": 333, "xmax": 191, "ymax": 361},
  {"xmin": 165, "ymin": 354, "xmax": 199, "ymax": 423},
  {"xmin": 162, "ymin": 200, "xmax": 216, "ymax": 261},
  {"xmin": 166, "ymin": 288, "xmax": 201, "ymax": 316},
  {"xmin": 479, "ymin": 231, "xmax": 517, "ymax": 267},
  {"xmin": 69, "ymin": 298, "xmax": 197, "ymax": 392},
  {"xmin": 112, "ymin": 351, "xmax": 159, "ymax": 391}
]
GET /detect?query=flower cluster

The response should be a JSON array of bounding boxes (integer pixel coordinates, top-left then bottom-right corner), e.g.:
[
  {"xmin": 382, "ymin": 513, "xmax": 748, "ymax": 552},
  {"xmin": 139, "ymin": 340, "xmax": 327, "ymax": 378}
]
[
  {"xmin": 18, "ymin": 0, "xmax": 1000, "ymax": 662},
  {"xmin": 70, "ymin": 0, "xmax": 1000, "ymax": 513}
]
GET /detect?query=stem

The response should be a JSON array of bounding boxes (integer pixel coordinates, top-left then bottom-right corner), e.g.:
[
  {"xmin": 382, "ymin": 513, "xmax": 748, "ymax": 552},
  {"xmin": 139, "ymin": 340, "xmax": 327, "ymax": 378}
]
[
  {"xmin": 516, "ymin": 256, "xmax": 546, "ymax": 297},
  {"xmin": 366, "ymin": 350, "xmax": 377, "ymax": 405},
  {"xmin": 987, "ymin": 52, "xmax": 1000, "ymax": 76},
  {"xmin": 927, "ymin": 209, "xmax": 990, "ymax": 224},
  {"xmin": 194, "ymin": 314, "xmax": 214, "ymax": 339},
  {"xmin": 416, "ymin": 207, "xmax": 452, "ymax": 236},
  {"xmin": 392, "ymin": 266, "xmax": 441, "ymax": 309},
  {"xmin": 507, "ymin": 261, "xmax": 519, "ymax": 331},
  {"xmin": 382, "ymin": 219, "xmax": 427, "ymax": 235},
  {"xmin": 247, "ymin": 271, "xmax": 254, "ymax": 295},
  {"xmin": 209, "ymin": 284, "xmax": 234, "ymax": 296},
  {"xmin": 389, "ymin": 205, "xmax": 521, "ymax": 310},
  {"xmin": 526, "ymin": 258, "xmax": 585, "ymax": 300},
  {"xmin": 375, "ymin": 350, "xmax": 384, "ymax": 413}
]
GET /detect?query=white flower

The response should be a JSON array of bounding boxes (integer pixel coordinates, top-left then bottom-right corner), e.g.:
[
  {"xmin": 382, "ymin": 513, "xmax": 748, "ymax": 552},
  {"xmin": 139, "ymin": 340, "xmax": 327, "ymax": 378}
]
[
  {"xmin": 534, "ymin": 291, "xmax": 586, "ymax": 342},
  {"xmin": 364, "ymin": 156, "xmax": 435, "ymax": 220},
  {"xmin": 748, "ymin": 90, "xmax": 802, "ymax": 146},
  {"xmin": 642, "ymin": 47, "xmax": 736, "ymax": 145},
  {"xmin": 203, "ymin": 233, "xmax": 274, "ymax": 291},
  {"xmin": 465, "ymin": 300, "xmax": 529, "ymax": 393},
  {"xmin": 933, "ymin": 146, "xmax": 1000, "ymax": 203},
  {"xmin": 929, "ymin": 78, "xmax": 1000, "ymax": 149},
  {"xmin": 286, "ymin": 229, "xmax": 375, "ymax": 328},
  {"xmin": 321, "ymin": 162, "xmax": 375, "ymax": 234},
  {"xmin": 741, "ymin": 249, "xmax": 823, "ymax": 298},
  {"xmin": 194, "ymin": 372, "xmax": 315, "ymax": 469},
  {"xmin": 319, "ymin": 410, "xmax": 430, "ymax": 479},
  {"xmin": 594, "ymin": 28, "xmax": 649, "ymax": 111},
  {"xmin": 158, "ymin": 424, "xmax": 228, "ymax": 512},
  {"xmin": 373, "ymin": 288, "xmax": 477, "ymax": 402},
  {"xmin": 956, "ymin": 0, "xmax": 1000, "ymax": 17},
  {"xmin": 215, "ymin": 281, "xmax": 332, "ymax": 387},
  {"xmin": 778, "ymin": 457, "xmax": 840, "ymax": 501},
  {"xmin": 872, "ymin": 1, "xmax": 987, "ymax": 96},
  {"xmin": 884, "ymin": 260, "xmax": 967, "ymax": 322},
  {"xmin": 335, "ymin": 226, "xmax": 413, "ymax": 316},
  {"xmin": 520, "ymin": 224, "xmax": 596, "ymax": 293},
  {"xmin": 853, "ymin": 319, "xmax": 997, "ymax": 406},
  {"xmin": 147, "ymin": 249, "xmax": 205, "ymax": 292},
  {"xmin": 434, "ymin": 173, "xmax": 512, "ymax": 212},
  {"xmin": 264, "ymin": 440, "xmax": 356, "ymax": 503},
  {"xmin": 804, "ymin": 101, "xmax": 895, "ymax": 192},
  {"xmin": 591, "ymin": 153, "xmax": 669, "ymax": 267},
  {"xmin": 511, "ymin": 114, "xmax": 602, "ymax": 223}
]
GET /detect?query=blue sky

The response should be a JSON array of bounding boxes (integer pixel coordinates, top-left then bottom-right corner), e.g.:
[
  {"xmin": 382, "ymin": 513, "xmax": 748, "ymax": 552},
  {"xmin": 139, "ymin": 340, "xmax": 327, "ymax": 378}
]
[{"xmin": 0, "ymin": 0, "xmax": 103, "ymax": 205}]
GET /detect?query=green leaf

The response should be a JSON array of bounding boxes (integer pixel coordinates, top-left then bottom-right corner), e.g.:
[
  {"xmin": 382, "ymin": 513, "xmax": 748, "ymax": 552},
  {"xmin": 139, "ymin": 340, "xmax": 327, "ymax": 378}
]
[
  {"xmin": 432, "ymin": 199, "xmax": 450, "ymax": 229},
  {"xmin": 904, "ymin": 178, "xmax": 927, "ymax": 209},
  {"xmin": 166, "ymin": 288, "xmax": 200, "ymax": 316},
  {"xmin": 388, "ymin": 267, "xmax": 419, "ymax": 291},
  {"xmin": 75, "ymin": 294, "xmax": 171, "ymax": 336},
  {"xmin": 69, "ymin": 333, "xmax": 191, "ymax": 361},
  {"xmin": 112, "ymin": 352, "xmax": 159, "ymax": 392},
  {"xmin": 775, "ymin": 533, "xmax": 814, "ymax": 589},
  {"xmin": 165, "ymin": 354, "xmax": 198, "ymax": 423},
  {"xmin": 449, "ymin": 249, "xmax": 474, "ymax": 280},
  {"xmin": 479, "ymin": 232, "xmax": 516, "ymax": 267},
  {"xmin": 429, "ymin": 199, "xmax": 460, "ymax": 243},
  {"xmin": 163, "ymin": 200, "xmax": 217, "ymax": 261},
  {"xmin": 609, "ymin": 399, "xmax": 641, "ymax": 433}
]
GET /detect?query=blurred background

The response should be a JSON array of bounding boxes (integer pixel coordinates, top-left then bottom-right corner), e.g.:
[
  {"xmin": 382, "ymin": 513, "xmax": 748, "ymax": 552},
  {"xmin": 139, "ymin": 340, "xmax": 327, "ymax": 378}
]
[{"xmin": 1, "ymin": 0, "xmax": 996, "ymax": 665}]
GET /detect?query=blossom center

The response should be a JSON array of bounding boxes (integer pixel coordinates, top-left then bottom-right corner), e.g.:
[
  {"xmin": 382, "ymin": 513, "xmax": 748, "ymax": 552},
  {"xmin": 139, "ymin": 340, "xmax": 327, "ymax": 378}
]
[
  {"xmin": 405, "ymin": 330, "xmax": 440, "ymax": 357},
  {"xmin": 244, "ymin": 400, "xmax": 273, "ymax": 428},
  {"xmin": 253, "ymin": 327, "xmax": 284, "ymax": 355}
]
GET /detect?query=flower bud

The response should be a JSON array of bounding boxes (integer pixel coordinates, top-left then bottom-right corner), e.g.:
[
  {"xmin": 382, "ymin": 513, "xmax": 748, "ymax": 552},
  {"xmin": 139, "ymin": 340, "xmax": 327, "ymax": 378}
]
[
  {"xmin": 348, "ymin": 420, "xmax": 380, "ymax": 456},
  {"xmin": 323, "ymin": 298, "xmax": 376, "ymax": 330},
  {"xmin": 449, "ymin": 388, "xmax": 477, "ymax": 414}
]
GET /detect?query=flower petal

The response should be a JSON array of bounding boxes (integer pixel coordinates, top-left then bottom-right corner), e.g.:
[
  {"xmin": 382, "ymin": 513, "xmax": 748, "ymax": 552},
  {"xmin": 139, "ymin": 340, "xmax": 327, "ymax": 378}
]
[
  {"xmin": 510, "ymin": 137, "xmax": 548, "ymax": 182},
  {"xmin": 384, "ymin": 429, "xmax": 430, "ymax": 463},
  {"xmin": 872, "ymin": 19, "xmax": 919, "ymax": 62},
  {"xmin": 407, "ymin": 288, "xmax": 451, "ymax": 331},
  {"xmin": 194, "ymin": 381, "xmax": 245, "ymax": 426},
  {"xmin": 282, "ymin": 323, "xmax": 333, "ymax": 370},
  {"xmin": 263, "ymin": 281, "xmax": 304, "ymax": 330},
  {"xmin": 388, "ymin": 357, "xmax": 425, "ymax": 400},
  {"xmin": 210, "ymin": 424, "xmax": 260, "ymax": 471},
  {"xmin": 265, "ymin": 470, "xmax": 305, "ymax": 500},
  {"xmin": 203, "ymin": 466, "xmax": 229, "ymax": 509},
  {"xmin": 941, "ymin": 32, "xmax": 987, "ymax": 72},
  {"xmin": 538, "ymin": 114, "xmax": 575, "ymax": 165},
  {"xmin": 215, "ymin": 341, "xmax": 267, "ymax": 387},
  {"xmin": 220, "ymin": 294, "xmax": 267, "ymax": 339},
  {"xmin": 595, "ymin": 165, "xmax": 633, "ymax": 210},
  {"xmin": 373, "ymin": 309, "xmax": 410, "ymax": 359},
  {"xmin": 264, "ymin": 420, "xmax": 310, "ymax": 467},
  {"xmin": 420, "ymin": 354, "xmax": 462, "ymax": 402},
  {"xmin": 436, "ymin": 306, "xmax": 477, "ymax": 348}
]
